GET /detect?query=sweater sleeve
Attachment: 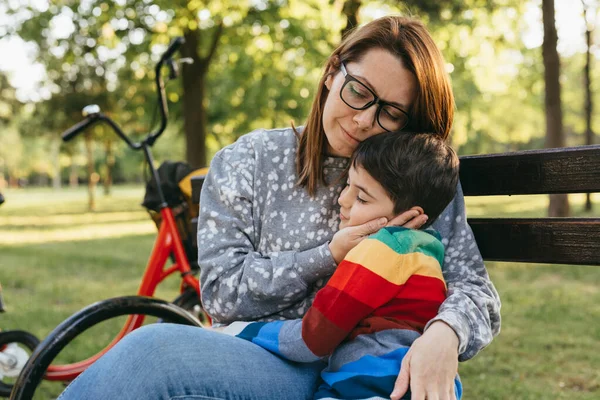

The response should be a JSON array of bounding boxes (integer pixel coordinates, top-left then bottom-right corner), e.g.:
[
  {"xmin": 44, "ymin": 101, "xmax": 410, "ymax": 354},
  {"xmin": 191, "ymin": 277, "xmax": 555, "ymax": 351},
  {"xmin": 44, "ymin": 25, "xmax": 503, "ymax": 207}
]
[
  {"xmin": 197, "ymin": 134, "xmax": 337, "ymax": 324},
  {"xmin": 222, "ymin": 319, "xmax": 321, "ymax": 363},
  {"xmin": 225, "ymin": 229, "xmax": 446, "ymax": 362},
  {"xmin": 222, "ymin": 237, "xmax": 406, "ymax": 362},
  {"xmin": 427, "ymin": 182, "xmax": 502, "ymax": 361},
  {"xmin": 301, "ymin": 229, "xmax": 447, "ymax": 357}
]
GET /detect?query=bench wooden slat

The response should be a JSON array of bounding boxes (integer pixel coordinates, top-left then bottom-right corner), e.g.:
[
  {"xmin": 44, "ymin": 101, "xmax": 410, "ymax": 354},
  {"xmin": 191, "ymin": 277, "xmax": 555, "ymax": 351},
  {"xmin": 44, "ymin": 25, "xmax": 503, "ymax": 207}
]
[
  {"xmin": 191, "ymin": 176, "xmax": 206, "ymax": 205},
  {"xmin": 469, "ymin": 217, "xmax": 600, "ymax": 265},
  {"xmin": 460, "ymin": 145, "xmax": 600, "ymax": 196},
  {"xmin": 191, "ymin": 217, "xmax": 198, "ymax": 248},
  {"xmin": 191, "ymin": 145, "xmax": 600, "ymax": 267}
]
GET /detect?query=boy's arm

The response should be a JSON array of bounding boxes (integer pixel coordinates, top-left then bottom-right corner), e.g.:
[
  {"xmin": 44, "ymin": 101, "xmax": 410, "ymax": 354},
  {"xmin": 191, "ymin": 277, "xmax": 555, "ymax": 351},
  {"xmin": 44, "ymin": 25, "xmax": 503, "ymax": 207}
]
[
  {"xmin": 221, "ymin": 320, "xmax": 321, "ymax": 362},
  {"xmin": 225, "ymin": 229, "xmax": 445, "ymax": 361},
  {"xmin": 221, "ymin": 236, "xmax": 404, "ymax": 363},
  {"xmin": 300, "ymin": 229, "xmax": 445, "ymax": 357}
]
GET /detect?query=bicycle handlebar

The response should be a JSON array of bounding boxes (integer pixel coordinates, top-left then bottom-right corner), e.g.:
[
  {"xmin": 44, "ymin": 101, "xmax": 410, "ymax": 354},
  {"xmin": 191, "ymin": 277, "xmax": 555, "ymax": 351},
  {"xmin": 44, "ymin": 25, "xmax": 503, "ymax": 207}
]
[
  {"xmin": 60, "ymin": 37, "xmax": 186, "ymax": 149},
  {"xmin": 160, "ymin": 36, "xmax": 185, "ymax": 63},
  {"xmin": 61, "ymin": 117, "xmax": 98, "ymax": 142}
]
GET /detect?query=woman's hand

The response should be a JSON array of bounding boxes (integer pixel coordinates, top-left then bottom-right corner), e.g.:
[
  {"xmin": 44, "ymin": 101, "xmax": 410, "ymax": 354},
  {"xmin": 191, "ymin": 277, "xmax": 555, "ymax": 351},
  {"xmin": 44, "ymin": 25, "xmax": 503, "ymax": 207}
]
[
  {"xmin": 391, "ymin": 321, "xmax": 460, "ymax": 400},
  {"xmin": 387, "ymin": 206, "xmax": 428, "ymax": 229}
]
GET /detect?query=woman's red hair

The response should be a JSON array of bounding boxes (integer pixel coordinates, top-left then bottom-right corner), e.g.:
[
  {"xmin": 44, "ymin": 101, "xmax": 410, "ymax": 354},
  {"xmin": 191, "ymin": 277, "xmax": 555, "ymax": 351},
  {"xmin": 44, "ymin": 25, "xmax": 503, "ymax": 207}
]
[{"xmin": 296, "ymin": 16, "xmax": 454, "ymax": 196}]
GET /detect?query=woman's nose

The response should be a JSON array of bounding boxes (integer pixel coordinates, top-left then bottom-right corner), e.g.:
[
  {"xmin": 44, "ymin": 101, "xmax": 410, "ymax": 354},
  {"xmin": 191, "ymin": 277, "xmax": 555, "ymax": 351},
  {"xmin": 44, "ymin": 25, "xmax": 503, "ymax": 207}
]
[{"xmin": 353, "ymin": 104, "xmax": 377, "ymax": 130}]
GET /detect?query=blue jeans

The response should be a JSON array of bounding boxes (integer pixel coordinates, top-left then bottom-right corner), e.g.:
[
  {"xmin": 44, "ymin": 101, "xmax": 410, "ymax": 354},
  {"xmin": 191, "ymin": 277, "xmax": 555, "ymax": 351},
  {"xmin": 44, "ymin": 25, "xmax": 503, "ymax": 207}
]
[{"xmin": 58, "ymin": 324, "xmax": 325, "ymax": 400}]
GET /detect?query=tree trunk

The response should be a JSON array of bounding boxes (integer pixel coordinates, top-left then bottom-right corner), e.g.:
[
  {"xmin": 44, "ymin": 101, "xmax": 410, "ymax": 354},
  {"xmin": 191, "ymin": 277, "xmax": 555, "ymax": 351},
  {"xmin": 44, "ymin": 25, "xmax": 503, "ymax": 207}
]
[
  {"xmin": 0, "ymin": 163, "xmax": 5, "ymax": 189},
  {"xmin": 104, "ymin": 138, "xmax": 114, "ymax": 196},
  {"xmin": 51, "ymin": 136, "xmax": 61, "ymax": 190},
  {"xmin": 181, "ymin": 25, "xmax": 222, "ymax": 169},
  {"xmin": 85, "ymin": 133, "xmax": 97, "ymax": 211},
  {"xmin": 542, "ymin": 0, "xmax": 569, "ymax": 217},
  {"xmin": 341, "ymin": 0, "xmax": 362, "ymax": 39},
  {"xmin": 182, "ymin": 53, "xmax": 207, "ymax": 168},
  {"xmin": 69, "ymin": 157, "xmax": 79, "ymax": 188},
  {"xmin": 583, "ymin": 2, "xmax": 594, "ymax": 211}
]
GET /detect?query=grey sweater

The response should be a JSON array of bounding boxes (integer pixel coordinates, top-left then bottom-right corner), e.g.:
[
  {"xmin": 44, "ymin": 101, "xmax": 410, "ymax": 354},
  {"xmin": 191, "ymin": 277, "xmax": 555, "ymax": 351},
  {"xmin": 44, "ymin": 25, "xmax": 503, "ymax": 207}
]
[{"xmin": 198, "ymin": 127, "xmax": 501, "ymax": 361}]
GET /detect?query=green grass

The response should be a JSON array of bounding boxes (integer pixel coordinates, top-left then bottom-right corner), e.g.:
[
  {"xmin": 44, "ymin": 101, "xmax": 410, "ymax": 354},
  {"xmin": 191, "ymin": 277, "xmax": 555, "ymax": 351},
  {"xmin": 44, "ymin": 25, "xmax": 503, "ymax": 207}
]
[
  {"xmin": 0, "ymin": 186, "xmax": 182, "ymax": 399},
  {"xmin": 1, "ymin": 187, "xmax": 599, "ymax": 399}
]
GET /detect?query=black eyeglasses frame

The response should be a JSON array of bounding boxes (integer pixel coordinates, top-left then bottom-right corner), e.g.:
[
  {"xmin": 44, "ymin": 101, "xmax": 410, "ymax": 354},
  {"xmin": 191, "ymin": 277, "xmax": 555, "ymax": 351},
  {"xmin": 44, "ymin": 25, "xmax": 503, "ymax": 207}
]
[{"xmin": 339, "ymin": 62, "xmax": 410, "ymax": 132}]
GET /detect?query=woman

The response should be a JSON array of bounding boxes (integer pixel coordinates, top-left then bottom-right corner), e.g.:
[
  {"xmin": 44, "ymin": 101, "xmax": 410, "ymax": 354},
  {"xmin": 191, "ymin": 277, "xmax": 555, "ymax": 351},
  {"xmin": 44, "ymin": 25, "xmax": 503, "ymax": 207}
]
[{"xmin": 59, "ymin": 16, "xmax": 500, "ymax": 400}]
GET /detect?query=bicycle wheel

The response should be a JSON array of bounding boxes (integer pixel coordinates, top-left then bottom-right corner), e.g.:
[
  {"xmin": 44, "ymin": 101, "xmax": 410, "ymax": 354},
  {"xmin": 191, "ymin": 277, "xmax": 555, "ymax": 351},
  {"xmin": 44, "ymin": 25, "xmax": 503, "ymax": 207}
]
[
  {"xmin": 0, "ymin": 330, "xmax": 40, "ymax": 398},
  {"xmin": 10, "ymin": 296, "xmax": 202, "ymax": 400},
  {"xmin": 171, "ymin": 288, "xmax": 210, "ymax": 325}
]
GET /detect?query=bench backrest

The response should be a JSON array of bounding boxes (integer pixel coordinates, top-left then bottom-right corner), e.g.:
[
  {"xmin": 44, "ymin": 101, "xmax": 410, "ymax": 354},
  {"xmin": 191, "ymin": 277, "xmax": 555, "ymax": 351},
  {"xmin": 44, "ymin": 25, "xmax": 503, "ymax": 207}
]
[
  {"xmin": 192, "ymin": 144, "xmax": 600, "ymax": 266},
  {"xmin": 460, "ymin": 144, "xmax": 600, "ymax": 266}
]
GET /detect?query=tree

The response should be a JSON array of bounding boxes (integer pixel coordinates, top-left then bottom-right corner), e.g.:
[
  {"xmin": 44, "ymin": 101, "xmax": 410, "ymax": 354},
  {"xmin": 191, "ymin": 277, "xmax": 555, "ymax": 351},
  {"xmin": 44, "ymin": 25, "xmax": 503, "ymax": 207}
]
[
  {"xmin": 8, "ymin": 0, "xmax": 340, "ymax": 174},
  {"xmin": 341, "ymin": 0, "xmax": 361, "ymax": 38},
  {"xmin": 582, "ymin": 0, "xmax": 596, "ymax": 211},
  {"xmin": 180, "ymin": 21, "xmax": 223, "ymax": 169},
  {"xmin": 338, "ymin": 0, "xmax": 496, "ymax": 38},
  {"xmin": 542, "ymin": 0, "xmax": 569, "ymax": 217},
  {"xmin": 0, "ymin": 73, "xmax": 23, "ymax": 187}
]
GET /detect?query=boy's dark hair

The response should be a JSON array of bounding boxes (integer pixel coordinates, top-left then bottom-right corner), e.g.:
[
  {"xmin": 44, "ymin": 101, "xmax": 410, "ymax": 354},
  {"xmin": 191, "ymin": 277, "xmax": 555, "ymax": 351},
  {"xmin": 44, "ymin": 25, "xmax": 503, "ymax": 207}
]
[{"xmin": 351, "ymin": 132, "xmax": 459, "ymax": 229}]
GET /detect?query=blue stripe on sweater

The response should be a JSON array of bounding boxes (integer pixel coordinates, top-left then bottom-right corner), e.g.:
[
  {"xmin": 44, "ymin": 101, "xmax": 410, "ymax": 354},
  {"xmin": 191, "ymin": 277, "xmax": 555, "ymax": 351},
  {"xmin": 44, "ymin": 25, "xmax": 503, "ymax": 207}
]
[
  {"xmin": 251, "ymin": 320, "xmax": 284, "ymax": 355},
  {"xmin": 322, "ymin": 347, "xmax": 410, "ymax": 386},
  {"xmin": 319, "ymin": 347, "xmax": 463, "ymax": 399},
  {"xmin": 317, "ymin": 374, "xmax": 397, "ymax": 399},
  {"xmin": 237, "ymin": 321, "xmax": 267, "ymax": 341}
]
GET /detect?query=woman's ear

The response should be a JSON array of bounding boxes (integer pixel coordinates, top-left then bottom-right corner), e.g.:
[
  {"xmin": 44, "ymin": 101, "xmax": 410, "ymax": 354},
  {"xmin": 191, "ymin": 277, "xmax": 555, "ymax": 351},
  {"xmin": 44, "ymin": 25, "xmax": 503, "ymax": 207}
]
[
  {"xmin": 324, "ymin": 72, "xmax": 333, "ymax": 90},
  {"xmin": 324, "ymin": 61, "xmax": 338, "ymax": 90}
]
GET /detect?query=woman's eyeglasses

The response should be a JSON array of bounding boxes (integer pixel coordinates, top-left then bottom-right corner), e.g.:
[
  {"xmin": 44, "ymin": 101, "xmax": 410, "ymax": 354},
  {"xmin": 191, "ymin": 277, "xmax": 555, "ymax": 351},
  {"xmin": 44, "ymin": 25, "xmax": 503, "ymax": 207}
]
[{"xmin": 339, "ymin": 62, "xmax": 409, "ymax": 132}]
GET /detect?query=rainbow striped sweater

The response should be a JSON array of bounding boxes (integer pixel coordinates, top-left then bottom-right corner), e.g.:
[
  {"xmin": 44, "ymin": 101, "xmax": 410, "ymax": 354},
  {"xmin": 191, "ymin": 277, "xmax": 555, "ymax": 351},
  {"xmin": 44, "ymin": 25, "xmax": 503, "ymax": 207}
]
[{"xmin": 224, "ymin": 227, "xmax": 462, "ymax": 399}]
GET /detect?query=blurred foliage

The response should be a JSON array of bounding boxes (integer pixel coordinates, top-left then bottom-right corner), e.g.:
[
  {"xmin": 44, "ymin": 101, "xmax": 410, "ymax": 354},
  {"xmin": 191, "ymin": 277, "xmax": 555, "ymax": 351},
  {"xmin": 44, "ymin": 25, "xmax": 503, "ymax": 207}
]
[{"xmin": 0, "ymin": 0, "xmax": 598, "ymax": 186}]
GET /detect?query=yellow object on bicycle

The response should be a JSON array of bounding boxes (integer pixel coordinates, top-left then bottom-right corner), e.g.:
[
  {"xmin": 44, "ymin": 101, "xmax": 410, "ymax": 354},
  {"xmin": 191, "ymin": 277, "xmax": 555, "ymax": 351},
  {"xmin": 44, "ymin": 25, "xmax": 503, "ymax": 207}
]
[{"xmin": 178, "ymin": 167, "xmax": 208, "ymax": 200}]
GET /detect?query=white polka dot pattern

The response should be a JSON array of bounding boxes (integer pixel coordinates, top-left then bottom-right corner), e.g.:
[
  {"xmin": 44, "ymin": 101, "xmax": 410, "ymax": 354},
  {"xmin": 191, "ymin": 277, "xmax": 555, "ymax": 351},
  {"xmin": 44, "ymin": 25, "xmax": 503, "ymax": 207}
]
[{"xmin": 197, "ymin": 127, "xmax": 501, "ymax": 360}]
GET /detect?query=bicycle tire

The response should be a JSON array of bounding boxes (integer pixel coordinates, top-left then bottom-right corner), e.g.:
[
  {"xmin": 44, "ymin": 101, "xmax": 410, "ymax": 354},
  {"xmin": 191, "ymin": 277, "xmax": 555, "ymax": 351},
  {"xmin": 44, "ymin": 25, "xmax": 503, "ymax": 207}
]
[
  {"xmin": 170, "ymin": 288, "xmax": 209, "ymax": 325},
  {"xmin": 0, "ymin": 330, "xmax": 40, "ymax": 398},
  {"xmin": 10, "ymin": 296, "xmax": 202, "ymax": 400}
]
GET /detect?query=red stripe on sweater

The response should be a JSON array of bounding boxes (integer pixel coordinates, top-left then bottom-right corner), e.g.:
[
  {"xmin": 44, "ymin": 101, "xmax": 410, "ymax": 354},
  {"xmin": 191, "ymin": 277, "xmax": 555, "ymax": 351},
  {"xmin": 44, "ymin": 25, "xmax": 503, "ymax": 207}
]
[
  {"xmin": 309, "ymin": 285, "xmax": 375, "ymax": 332},
  {"xmin": 302, "ymin": 307, "xmax": 349, "ymax": 356},
  {"xmin": 326, "ymin": 260, "xmax": 401, "ymax": 309},
  {"xmin": 372, "ymin": 275, "xmax": 446, "ymax": 325},
  {"xmin": 398, "ymin": 274, "xmax": 447, "ymax": 302}
]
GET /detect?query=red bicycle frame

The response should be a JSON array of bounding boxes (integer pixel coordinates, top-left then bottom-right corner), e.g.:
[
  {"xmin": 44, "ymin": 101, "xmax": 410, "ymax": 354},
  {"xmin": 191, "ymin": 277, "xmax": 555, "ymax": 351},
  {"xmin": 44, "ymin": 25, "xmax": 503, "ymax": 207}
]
[
  {"xmin": 31, "ymin": 36, "xmax": 204, "ymax": 383},
  {"xmin": 44, "ymin": 206, "xmax": 201, "ymax": 381}
]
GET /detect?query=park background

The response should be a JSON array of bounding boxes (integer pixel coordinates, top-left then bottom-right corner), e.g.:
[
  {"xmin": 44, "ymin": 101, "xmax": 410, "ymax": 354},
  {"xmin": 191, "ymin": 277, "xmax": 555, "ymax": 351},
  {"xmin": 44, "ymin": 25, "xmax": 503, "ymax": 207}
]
[{"xmin": 1, "ymin": 0, "xmax": 599, "ymax": 399}]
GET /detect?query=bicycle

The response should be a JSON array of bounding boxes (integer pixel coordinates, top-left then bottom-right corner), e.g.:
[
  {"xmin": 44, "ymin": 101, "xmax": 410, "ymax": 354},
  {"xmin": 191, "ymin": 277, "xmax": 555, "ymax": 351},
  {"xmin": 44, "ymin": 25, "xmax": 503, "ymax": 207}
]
[
  {"xmin": 0, "ymin": 287, "xmax": 40, "ymax": 398},
  {"xmin": 0, "ymin": 193, "xmax": 42, "ymax": 398},
  {"xmin": 10, "ymin": 37, "xmax": 209, "ymax": 399}
]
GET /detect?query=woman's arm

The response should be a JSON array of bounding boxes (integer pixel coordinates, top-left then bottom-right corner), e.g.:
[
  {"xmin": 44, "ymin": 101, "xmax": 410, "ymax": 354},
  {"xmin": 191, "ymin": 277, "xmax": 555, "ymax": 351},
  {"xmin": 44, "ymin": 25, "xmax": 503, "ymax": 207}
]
[
  {"xmin": 224, "ymin": 229, "xmax": 446, "ymax": 363},
  {"xmin": 391, "ymin": 183, "xmax": 500, "ymax": 400},
  {"xmin": 427, "ymin": 182, "xmax": 501, "ymax": 361},
  {"xmin": 197, "ymin": 135, "xmax": 337, "ymax": 324}
]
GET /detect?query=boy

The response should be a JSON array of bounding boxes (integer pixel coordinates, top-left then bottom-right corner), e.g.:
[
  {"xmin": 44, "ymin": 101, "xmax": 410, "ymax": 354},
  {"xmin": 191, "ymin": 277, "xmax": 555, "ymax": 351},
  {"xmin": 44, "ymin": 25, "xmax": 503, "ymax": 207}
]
[{"xmin": 223, "ymin": 132, "xmax": 462, "ymax": 399}]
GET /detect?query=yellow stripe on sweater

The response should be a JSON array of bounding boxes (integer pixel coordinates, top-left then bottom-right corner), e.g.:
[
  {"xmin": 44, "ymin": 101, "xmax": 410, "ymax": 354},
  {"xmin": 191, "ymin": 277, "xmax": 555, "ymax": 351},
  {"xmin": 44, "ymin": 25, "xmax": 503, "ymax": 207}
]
[{"xmin": 344, "ymin": 238, "xmax": 445, "ymax": 286}]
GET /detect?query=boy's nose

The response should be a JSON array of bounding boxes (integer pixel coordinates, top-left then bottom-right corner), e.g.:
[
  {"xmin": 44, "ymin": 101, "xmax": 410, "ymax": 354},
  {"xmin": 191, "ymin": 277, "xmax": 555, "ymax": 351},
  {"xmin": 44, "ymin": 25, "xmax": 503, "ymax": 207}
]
[{"xmin": 338, "ymin": 186, "xmax": 350, "ymax": 208}]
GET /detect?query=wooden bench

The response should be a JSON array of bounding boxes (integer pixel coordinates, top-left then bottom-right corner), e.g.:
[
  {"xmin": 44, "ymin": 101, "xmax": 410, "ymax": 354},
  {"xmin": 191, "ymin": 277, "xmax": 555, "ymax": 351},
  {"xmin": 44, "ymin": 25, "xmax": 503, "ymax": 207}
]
[
  {"xmin": 460, "ymin": 144, "xmax": 600, "ymax": 266},
  {"xmin": 191, "ymin": 144, "xmax": 600, "ymax": 266}
]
